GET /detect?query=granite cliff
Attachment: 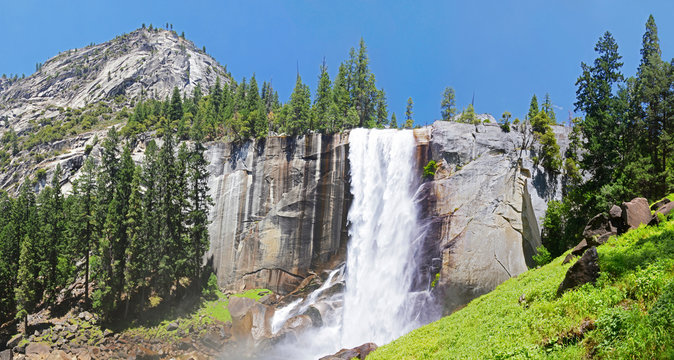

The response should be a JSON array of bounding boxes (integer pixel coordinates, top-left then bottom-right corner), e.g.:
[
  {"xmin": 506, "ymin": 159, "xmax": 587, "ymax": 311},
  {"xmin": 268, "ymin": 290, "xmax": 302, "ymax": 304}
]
[{"xmin": 204, "ymin": 121, "xmax": 568, "ymax": 314}]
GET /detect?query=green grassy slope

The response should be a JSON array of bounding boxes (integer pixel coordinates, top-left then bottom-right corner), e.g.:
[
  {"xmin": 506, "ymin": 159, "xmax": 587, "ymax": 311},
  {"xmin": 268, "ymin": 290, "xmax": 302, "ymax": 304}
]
[{"xmin": 369, "ymin": 217, "xmax": 674, "ymax": 359}]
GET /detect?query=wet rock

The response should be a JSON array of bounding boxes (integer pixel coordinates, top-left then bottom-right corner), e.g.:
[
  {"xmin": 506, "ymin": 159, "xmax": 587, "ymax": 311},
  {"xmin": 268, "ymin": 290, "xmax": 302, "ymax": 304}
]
[
  {"xmin": 6, "ymin": 333, "xmax": 22, "ymax": 349},
  {"xmin": 621, "ymin": 197, "xmax": 651, "ymax": 232},
  {"xmin": 228, "ymin": 296, "xmax": 273, "ymax": 345},
  {"xmin": 319, "ymin": 342, "xmax": 378, "ymax": 360},
  {"xmin": 166, "ymin": 322, "xmax": 179, "ymax": 331},
  {"xmin": 301, "ymin": 305, "xmax": 323, "ymax": 327},
  {"xmin": 557, "ymin": 247, "xmax": 600, "ymax": 296}
]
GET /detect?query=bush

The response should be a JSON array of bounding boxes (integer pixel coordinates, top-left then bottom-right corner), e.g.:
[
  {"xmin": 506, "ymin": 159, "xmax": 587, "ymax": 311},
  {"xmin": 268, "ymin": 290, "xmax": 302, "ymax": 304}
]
[
  {"xmin": 532, "ymin": 245, "xmax": 552, "ymax": 266},
  {"xmin": 423, "ymin": 160, "xmax": 439, "ymax": 180},
  {"xmin": 202, "ymin": 273, "xmax": 219, "ymax": 300}
]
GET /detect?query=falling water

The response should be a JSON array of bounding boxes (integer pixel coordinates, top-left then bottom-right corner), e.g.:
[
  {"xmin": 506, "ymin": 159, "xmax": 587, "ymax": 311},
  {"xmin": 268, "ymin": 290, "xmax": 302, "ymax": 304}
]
[
  {"xmin": 265, "ymin": 128, "xmax": 434, "ymax": 359},
  {"xmin": 341, "ymin": 128, "xmax": 429, "ymax": 347}
]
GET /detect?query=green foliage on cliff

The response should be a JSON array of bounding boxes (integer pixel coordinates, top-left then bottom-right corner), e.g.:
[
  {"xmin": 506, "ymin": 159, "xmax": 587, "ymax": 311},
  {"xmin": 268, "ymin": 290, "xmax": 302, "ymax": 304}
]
[
  {"xmin": 423, "ymin": 160, "xmax": 439, "ymax": 180},
  {"xmin": 369, "ymin": 216, "xmax": 674, "ymax": 359}
]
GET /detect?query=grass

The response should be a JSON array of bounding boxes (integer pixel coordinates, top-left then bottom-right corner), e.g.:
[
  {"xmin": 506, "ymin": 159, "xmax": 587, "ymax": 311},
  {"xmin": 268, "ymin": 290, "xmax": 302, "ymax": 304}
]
[
  {"xmin": 124, "ymin": 288, "xmax": 271, "ymax": 342},
  {"xmin": 369, "ymin": 214, "xmax": 674, "ymax": 360}
]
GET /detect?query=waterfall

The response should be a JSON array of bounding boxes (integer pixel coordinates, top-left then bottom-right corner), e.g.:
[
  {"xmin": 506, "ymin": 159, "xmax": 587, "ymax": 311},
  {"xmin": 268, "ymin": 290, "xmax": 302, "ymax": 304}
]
[
  {"xmin": 265, "ymin": 128, "xmax": 434, "ymax": 359},
  {"xmin": 341, "ymin": 128, "xmax": 428, "ymax": 347}
]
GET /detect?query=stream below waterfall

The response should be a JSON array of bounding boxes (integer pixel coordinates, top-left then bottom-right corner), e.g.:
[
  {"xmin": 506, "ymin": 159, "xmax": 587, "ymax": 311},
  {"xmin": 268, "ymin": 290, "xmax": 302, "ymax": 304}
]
[{"xmin": 257, "ymin": 128, "xmax": 439, "ymax": 360}]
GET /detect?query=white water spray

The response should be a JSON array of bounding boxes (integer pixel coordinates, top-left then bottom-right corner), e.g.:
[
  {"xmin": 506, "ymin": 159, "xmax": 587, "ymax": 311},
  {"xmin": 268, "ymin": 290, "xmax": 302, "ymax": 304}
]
[
  {"xmin": 341, "ymin": 128, "xmax": 428, "ymax": 347},
  {"xmin": 266, "ymin": 128, "xmax": 434, "ymax": 359}
]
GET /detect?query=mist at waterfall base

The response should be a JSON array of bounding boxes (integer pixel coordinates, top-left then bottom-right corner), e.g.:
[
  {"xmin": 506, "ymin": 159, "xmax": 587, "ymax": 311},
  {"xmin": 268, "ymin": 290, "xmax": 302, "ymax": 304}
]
[{"xmin": 260, "ymin": 129, "xmax": 440, "ymax": 360}]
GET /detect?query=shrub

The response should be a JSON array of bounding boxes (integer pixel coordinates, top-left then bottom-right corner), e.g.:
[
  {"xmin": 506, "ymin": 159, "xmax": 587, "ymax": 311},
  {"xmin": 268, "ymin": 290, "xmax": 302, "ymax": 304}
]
[
  {"xmin": 423, "ymin": 160, "xmax": 439, "ymax": 180},
  {"xmin": 532, "ymin": 245, "xmax": 552, "ymax": 266},
  {"xmin": 202, "ymin": 273, "xmax": 219, "ymax": 300}
]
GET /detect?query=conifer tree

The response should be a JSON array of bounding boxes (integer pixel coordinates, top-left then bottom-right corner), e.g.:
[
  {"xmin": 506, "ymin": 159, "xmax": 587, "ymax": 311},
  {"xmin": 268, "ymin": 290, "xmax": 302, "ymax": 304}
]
[
  {"xmin": 441, "ymin": 87, "xmax": 457, "ymax": 121},
  {"xmin": 15, "ymin": 234, "xmax": 39, "ymax": 332},
  {"xmin": 71, "ymin": 158, "xmax": 97, "ymax": 307},
  {"xmin": 314, "ymin": 60, "xmax": 333, "ymax": 133},
  {"xmin": 390, "ymin": 112, "xmax": 398, "ymax": 129},
  {"xmin": 527, "ymin": 94, "xmax": 539, "ymax": 121},
  {"xmin": 169, "ymin": 86, "xmax": 183, "ymax": 123},
  {"xmin": 187, "ymin": 127, "xmax": 212, "ymax": 284},
  {"xmin": 405, "ymin": 97, "xmax": 414, "ymax": 129},
  {"xmin": 286, "ymin": 74, "xmax": 312, "ymax": 135},
  {"xmin": 542, "ymin": 93, "xmax": 556, "ymax": 123}
]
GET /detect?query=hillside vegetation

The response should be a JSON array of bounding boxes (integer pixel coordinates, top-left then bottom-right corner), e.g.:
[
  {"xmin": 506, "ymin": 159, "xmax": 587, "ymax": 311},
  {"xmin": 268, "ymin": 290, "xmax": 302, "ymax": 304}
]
[{"xmin": 369, "ymin": 208, "xmax": 674, "ymax": 359}]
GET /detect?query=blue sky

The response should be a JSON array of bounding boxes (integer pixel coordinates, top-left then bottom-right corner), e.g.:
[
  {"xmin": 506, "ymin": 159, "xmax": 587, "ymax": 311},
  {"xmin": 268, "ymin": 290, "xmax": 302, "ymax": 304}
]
[{"xmin": 2, "ymin": 1, "xmax": 674, "ymax": 126}]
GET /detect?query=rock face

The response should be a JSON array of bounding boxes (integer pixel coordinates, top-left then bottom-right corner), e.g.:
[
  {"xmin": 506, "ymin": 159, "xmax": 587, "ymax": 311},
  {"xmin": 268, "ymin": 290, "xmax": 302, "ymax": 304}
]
[
  {"xmin": 0, "ymin": 28, "xmax": 228, "ymax": 135},
  {"xmin": 421, "ymin": 121, "xmax": 568, "ymax": 312},
  {"xmin": 204, "ymin": 121, "xmax": 567, "ymax": 307},
  {"xmin": 205, "ymin": 133, "xmax": 351, "ymax": 293}
]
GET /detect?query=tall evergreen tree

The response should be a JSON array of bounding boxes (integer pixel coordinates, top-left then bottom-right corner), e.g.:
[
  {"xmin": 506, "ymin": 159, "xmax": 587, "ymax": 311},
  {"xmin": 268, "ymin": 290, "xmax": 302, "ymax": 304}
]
[
  {"xmin": 441, "ymin": 87, "xmax": 457, "ymax": 121},
  {"xmin": 574, "ymin": 31, "xmax": 625, "ymax": 189},
  {"xmin": 169, "ymin": 86, "xmax": 183, "ymax": 123},
  {"xmin": 390, "ymin": 112, "xmax": 398, "ymax": 129},
  {"xmin": 313, "ymin": 60, "xmax": 333, "ymax": 133},
  {"xmin": 527, "ymin": 94, "xmax": 539, "ymax": 121},
  {"xmin": 285, "ymin": 74, "xmax": 312, "ymax": 135},
  {"xmin": 405, "ymin": 97, "xmax": 414, "ymax": 129}
]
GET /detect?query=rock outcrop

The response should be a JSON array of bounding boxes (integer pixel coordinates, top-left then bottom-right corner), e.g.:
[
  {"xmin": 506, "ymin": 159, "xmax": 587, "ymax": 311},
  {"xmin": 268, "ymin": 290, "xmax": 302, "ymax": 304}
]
[
  {"xmin": 420, "ymin": 121, "xmax": 568, "ymax": 312},
  {"xmin": 0, "ymin": 28, "xmax": 228, "ymax": 135},
  {"xmin": 206, "ymin": 133, "xmax": 351, "ymax": 293}
]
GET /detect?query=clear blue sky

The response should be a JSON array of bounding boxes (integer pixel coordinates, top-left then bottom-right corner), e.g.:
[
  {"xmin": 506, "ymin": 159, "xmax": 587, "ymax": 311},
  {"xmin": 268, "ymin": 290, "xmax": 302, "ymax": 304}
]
[{"xmin": 2, "ymin": 1, "xmax": 674, "ymax": 126}]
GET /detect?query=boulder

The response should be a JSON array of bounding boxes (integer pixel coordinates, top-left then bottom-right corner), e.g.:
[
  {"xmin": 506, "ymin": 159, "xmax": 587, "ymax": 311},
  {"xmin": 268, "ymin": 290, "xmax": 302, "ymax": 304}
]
[
  {"xmin": 582, "ymin": 213, "xmax": 616, "ymax": 245},
  {"xmin": 620, "ymin": 197, "xmax": 651, "ymax": 232},
  {"xmin": 562, "ymin": 253, "xmax": 576, "ymax": 265},
  {"xmin": 557, "ymin": 247, "xmax": 600, "ymax": 296},
  {"xmin": 571, "ymin": 239, "xmax": 589, "ymax": 257},
  {"xmin": 0, "ymin": 349, "xmax": 12, "ymax": 360},
  {"xmin": 301, "ymin": 305, "xmax": 323, "ymax": 328},
  {"xmin": 608, "ymin": 205, "xmax": 624, "ymax": 231},
  {"xmin": 650, "ymin": 201, "xmax": 674, "ymax": 225},
  {"xmin": 6, "ymin": 333, "xmax": 22, "ymax": 349},
  {"xmin": 650, "ymin": 198, "xmax": 671, "ymax": 211},
  {"xmin": 319, "ymin": 342, "xmax": 378, "ymax": 360},
  {"xmin": 227, "ymin": 296, "xmax": 273, "ymax": 345},
  {"xmin": 166, "ymin": 322, "xmax": 179, "ymax": 331},
  {"xmin": 25, "ymin": 342, "xmax": 51, "ymax": 356}
]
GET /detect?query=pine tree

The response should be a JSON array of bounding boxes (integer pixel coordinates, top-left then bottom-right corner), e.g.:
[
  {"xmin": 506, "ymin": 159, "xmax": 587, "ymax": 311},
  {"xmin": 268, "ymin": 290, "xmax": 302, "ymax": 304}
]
[
  {"xmin": 15, "ymin": 234, "xmax": 39, "ymax": 332},
  {"xmin": 169, "ymin": 86, "xmax": 183, "ymax": 123},
  {"xmin": 574, "ymin": 31, "xmax": 625, "ymax": 189},
  {"xmin": 187, "ymin": 129, "xmax": 212, "ymax": 285},
  {"xmin": 124, "ymin": 165, "xmax": 144, "ymax": 317},
  {"xmin": 542, "ymin": 93, "xmax": 556, "ymax": 123},
  {"xmin": 405, "ymin": 97, "xmax": 414, "ymax": 129},
  {"xmin": 71, "ymin": 158, "xmax": 97, "ymax": 307},
  {"xmin": 38, "ymin": 165, "xmax": 66, "ymax": 304},
  {"xmin": 527, "ymin": 94, "xmax": 539, "ymax": 121},
  {"xmin": 441, "ymin": 87, "xmax": 457, "ymax": 121},
  {"xmin": 390, "ymin": 112, "xmax": 398, "ymax": 129},
  {"xmin": 313, "ymin": 60, "xmax": 333, "ymax": 133},
  {"xmin": 286, "ymin": 74, "xmax": 312, "ymax": 135},
  {"xmin": 374, "ymin": 89, "xmax": 388, "ymax": 128}
]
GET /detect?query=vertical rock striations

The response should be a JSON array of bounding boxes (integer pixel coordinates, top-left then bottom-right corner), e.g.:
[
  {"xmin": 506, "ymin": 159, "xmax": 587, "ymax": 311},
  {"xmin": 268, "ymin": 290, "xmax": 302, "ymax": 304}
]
[
  {"xmin": 205, "ymin": 133, "xmax": 350, "ymax": 294},
  {"xmin": 419, "ymin": 121, "xmax": 568, "ymax": 313}
]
